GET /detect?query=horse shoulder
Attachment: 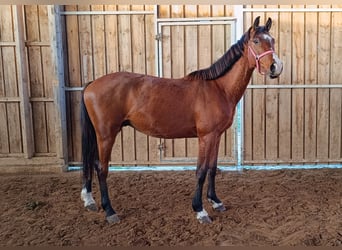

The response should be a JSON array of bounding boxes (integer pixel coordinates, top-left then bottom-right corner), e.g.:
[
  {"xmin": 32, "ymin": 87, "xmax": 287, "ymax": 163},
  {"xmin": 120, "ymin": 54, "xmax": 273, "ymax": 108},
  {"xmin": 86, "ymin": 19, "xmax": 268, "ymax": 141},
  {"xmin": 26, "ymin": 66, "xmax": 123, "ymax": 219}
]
[{"xmin": 194, "ymin": 80, "xmax": 236, "ymax": 135}]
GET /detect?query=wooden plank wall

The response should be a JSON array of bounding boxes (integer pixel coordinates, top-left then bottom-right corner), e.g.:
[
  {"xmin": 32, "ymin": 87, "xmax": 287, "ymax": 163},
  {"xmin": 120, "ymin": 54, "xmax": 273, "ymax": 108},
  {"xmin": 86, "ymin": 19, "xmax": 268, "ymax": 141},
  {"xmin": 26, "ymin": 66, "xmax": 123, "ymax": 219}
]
[
  {"xmin": 64, "ymin": 5, "xmax": 157, "ymax": 165},
  {"xmin": 1, "ymin": 5, "xmax": 340, "ymax": 170},
  {"xmin": 0, "ymin": 6, "xmax": 23, "ymax": 157},
  {"xmin": 64, "ymin": 4, "xmax": 236, "ymax": 165},
  {"xmin": 0, "ymin": 6, "xmax": 57, "ymax": 157},
  {"xmin": 243, "ymin": 5, "xmax": 342, "ymax": 165},
  {"xmin": 0, "ymin": 5, "xmax": 61, "ymax": 171},
  {"xmin": 24, "ymin": 5, "xmax": 57, "ymax": 157}
]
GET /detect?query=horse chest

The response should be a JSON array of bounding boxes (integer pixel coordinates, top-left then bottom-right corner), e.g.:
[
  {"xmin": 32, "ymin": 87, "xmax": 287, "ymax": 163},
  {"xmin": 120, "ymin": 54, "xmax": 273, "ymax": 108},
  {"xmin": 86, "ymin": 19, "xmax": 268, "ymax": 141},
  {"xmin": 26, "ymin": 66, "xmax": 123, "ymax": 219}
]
[{"xmin": 195, "ymin": 102, "xmax": 235, "ymax": 136}]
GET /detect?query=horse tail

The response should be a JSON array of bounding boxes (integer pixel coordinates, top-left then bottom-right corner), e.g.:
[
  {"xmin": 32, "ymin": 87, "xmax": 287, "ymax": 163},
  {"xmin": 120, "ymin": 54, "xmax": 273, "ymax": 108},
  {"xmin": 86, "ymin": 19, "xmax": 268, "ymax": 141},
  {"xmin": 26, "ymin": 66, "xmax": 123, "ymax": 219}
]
[{"xmin": 81, "ymin": 82, "xmax": 98, "ymax": 180}]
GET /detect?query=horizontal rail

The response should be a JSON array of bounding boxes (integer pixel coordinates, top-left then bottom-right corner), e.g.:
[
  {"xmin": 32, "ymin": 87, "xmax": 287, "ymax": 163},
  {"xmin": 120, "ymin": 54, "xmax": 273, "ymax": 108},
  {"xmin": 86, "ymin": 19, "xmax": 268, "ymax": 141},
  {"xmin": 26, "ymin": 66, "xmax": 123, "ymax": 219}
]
[
  {"xmin": 248, "ymin": 84, "xmax": 342, "ymax": 89},
  {"xmin": 160, "ymin": 156, "xmax": 236, "ymax": 164},
  {"xmin": 0, "ymin": 97, "xmax": 20, "ymax": 102},
  {"xmin": 0, "ymin": 42, "xmax": 16, "ymax": 46},
  {"xmin": 26, "ymin": 41, "xmax": 50, "ymax": 47},
  {"xmin": 243, "ymin": 8, "xmax": 342, "ymax": 12},
  {"xmin": 60, "ymin": 10, "xmax": 154, "ymax": 15},
  {"xmin": 244, "ymin": 159, "xmax": 342, "ymax": 164},
  {"xmin": 0, "ymin": 41, "xmax": 50, "ymax": 47},
  {"xmin": 65, "ymin": 86, "xmax": 83, "ymax": 91},
  {"xmin": 157, "ymin": 17, "xmax": 236, "ymax": 23},
  {"xmin": 30, "ymin": 97, "xmax": 54, "ymax": 102},
  {"xmin": 67, "ymin": 164, "xmax": 342, "ymax": 172},
  {"xmin": 0, "ymin": 153, "xmax": 24, "ymax": 158},
  {"xmin": 0, "ymin": 97, "xmax": 54, "ymax": 102},
  {"xmin": 159, "ymin": 20, "xmax": 235, "ymax": 28},
  {"xmin": 64, "ymin": 84, "xmax": 342, "ymax": 92}
]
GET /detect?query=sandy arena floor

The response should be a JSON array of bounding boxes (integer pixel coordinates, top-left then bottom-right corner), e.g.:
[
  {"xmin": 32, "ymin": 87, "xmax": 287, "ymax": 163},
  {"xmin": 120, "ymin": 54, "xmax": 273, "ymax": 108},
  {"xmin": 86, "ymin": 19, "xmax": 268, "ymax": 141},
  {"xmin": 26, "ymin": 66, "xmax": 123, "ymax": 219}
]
[{"xmin": 0, "ymin": 168, "xmax": 341, "ymax": 246}]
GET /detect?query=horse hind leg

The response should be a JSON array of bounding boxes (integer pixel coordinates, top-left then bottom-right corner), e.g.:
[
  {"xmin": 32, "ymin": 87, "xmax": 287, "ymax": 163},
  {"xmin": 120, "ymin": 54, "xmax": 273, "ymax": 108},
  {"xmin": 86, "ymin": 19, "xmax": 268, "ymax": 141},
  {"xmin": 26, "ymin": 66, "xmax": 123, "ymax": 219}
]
[
  {"xmin": 81, "ymin": 168, "xmax": 98, "ymax": 212},
  {"xmin": 80, "ymin": 94, "xmax": 99, "ymax": 212},
  {"xmin": 96, "ymin": 130, "xmax": 120, "ymax": 223},
  {"xmin": 81, "ymin": 190, "xmax": 97, "ymax": 212}
]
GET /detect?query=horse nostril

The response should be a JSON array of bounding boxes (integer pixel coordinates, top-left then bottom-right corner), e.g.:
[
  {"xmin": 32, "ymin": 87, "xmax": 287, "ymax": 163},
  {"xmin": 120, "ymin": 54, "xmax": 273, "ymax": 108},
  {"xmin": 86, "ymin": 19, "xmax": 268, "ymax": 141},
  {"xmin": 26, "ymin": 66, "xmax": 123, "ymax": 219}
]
[{"xmin": 270, "ymin": 63, "xmax": 277, "ymax": 73}]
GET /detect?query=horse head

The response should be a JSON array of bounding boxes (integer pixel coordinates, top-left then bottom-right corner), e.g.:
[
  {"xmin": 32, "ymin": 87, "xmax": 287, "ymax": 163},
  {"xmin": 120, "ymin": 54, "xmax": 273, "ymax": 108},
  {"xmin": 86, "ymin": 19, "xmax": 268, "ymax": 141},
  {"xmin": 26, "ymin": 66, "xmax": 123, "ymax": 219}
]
[{"xmin": 247, "ymin": 16, "xmax": 283, "ymax": 78}]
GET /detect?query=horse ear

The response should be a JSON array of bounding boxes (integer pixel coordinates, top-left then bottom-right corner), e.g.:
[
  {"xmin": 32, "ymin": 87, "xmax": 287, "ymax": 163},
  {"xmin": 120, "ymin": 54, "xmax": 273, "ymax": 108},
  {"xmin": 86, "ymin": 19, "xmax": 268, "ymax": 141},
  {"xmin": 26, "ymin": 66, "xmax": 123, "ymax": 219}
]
[
  {"xmin": 265, "ymin": 17, "xmax": 272, "ymax": 31},
  {"xmin": 253, "ymin": 16, "xmax": 260, "ymax": 30}
]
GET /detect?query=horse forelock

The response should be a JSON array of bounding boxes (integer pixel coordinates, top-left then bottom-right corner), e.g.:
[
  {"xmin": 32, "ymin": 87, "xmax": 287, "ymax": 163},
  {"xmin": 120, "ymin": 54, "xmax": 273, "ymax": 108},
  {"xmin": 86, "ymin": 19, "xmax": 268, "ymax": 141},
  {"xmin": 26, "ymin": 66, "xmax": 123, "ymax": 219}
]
[{"xmin": 186, "ymin": 32, "xmax": 249, "ymax": 81}]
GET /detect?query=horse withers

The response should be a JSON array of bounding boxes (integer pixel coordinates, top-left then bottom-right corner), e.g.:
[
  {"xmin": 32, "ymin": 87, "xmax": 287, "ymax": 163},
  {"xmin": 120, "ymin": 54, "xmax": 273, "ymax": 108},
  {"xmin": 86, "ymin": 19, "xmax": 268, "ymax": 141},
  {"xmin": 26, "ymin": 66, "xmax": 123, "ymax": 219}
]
[{"xmin": 80, "ymin": 16, "xmax": 283, "ymax": 224}]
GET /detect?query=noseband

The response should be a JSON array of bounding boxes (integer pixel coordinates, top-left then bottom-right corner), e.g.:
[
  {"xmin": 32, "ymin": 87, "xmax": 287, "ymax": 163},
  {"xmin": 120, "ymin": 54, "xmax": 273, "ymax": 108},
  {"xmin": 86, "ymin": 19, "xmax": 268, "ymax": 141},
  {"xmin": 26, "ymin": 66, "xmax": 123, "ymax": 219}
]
[{"xmin": 248, "ymin": 46, "xmax": 274, "ymax": 75}]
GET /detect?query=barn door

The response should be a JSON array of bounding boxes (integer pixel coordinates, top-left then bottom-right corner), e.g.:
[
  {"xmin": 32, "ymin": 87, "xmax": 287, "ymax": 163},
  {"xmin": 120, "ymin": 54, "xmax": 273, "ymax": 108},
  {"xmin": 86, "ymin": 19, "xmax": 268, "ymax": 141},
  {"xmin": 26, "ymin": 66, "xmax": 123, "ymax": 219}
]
[{"xmin": 156, "ymin": 18, "xmax": 238, "ymax": 165}]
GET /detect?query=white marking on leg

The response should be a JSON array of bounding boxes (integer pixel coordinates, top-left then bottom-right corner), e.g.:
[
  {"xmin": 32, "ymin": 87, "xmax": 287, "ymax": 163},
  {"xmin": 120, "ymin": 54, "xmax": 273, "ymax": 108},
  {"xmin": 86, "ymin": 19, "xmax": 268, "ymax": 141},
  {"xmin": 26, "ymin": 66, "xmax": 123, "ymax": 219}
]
[
  {"xmin": 81, "ymin": 188, "xmax": 96, "ymax": 207},
  {"xmin": 208, "ymin": 198, "xmax": 223, "ymax": 209},
  {"xmin": 212, "ymin": 201, "xmax": 223, "ymax": 209},
  {"xmin": 196, "ymin": 208, "xmax": 209, "ymax": 220}
]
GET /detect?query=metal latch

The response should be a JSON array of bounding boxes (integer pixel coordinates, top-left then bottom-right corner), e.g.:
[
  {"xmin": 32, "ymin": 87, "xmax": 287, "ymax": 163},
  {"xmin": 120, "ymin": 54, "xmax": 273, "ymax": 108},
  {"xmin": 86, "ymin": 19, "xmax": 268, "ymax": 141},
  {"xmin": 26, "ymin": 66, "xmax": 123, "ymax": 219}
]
[
  {"xmin": 158, "ymin": 142, "xmax": 166, "ymax": 152},
  {"xmin": 155, "ymin": 33, "xmax": 162, "ymax": 41}
]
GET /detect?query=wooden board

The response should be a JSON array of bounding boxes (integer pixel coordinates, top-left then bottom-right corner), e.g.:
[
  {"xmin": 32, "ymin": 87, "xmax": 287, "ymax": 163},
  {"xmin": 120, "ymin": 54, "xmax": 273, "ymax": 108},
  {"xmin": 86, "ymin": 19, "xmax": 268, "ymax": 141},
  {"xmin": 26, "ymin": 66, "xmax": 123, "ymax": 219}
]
[
  {"xmin": 243, "ymin": 8, "xmax": 253, "ymax": 163},
  {"xmin": 291, "ymin": 6, "xmax": 305, "ymax": 162},
  {"xmin": 251, "ymin": 9, "xmax": 266, "ymax": 162},
  {"xmin": 0, "ymin": 6, "xmax": 13, "ymax": 155},
  {"xmin": 304, "ymin": 7, "xmax": 318, "ymax": 161},
  {"xmin": 65, "ymin": 5, "xmax": 81, "ymax": 86},
  {"xmin": 329, "ymin": 9, "xmax": 342, "ymax": 160},
  {"xmin": 3, "ymin": 46, "xmax": 22, "ymax": 154},
  {"xmin": 264, "ymin": 7, "xmax": 279, "ymax": 162},
  {"xmin": 91, "ymin": 5, "xmax": 106, "ymax": 80},
  {"xmin": 118, "ymin": 5, "xmax": 136, "ymax": 163},
  {"xmin": 145, "ymin": 5, "xmax": 160, "ymax": 164},
  {"xmin": 132, "ymin": 5, "xmax": 149, "ymax": 163},
  {"xmin": 184, "ymin": 6, "xmax": 198, "ymax": 159},
  {"xmin": 316, "ymin": 5, "xmax": 331, "ymax": 161},
  {"xmin": 171, "ymin": 8, "xmax": 186, "ymax": 158},
  {"xmin": 277, "ymin": 6, "xmax": 292, "ymax": 162}
]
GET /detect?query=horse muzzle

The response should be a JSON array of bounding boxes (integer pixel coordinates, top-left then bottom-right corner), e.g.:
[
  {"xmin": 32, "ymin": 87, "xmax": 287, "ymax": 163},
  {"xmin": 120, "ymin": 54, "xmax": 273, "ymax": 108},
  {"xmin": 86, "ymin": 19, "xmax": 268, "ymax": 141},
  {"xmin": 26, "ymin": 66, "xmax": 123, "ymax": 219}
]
[{"xmin": 269, "ymin": 55, "xmax": 283, "ymax": 79}]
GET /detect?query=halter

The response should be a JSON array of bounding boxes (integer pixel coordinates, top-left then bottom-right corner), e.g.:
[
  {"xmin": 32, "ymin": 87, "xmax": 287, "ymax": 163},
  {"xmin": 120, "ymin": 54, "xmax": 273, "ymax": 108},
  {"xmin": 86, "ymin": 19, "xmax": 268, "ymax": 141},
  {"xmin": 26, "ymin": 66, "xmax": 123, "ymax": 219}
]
[{"xmin": 248, "ymin": 46, "xmax": 274, "ymax": 75}]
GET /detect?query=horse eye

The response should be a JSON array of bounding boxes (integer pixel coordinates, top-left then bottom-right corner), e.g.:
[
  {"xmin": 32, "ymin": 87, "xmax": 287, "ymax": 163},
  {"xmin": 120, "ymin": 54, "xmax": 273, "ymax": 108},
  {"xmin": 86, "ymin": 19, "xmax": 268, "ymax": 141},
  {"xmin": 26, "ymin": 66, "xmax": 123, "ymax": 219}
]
[{"xmin": 253, "ymin": 39, "xmax": 259, "ymax": 44}]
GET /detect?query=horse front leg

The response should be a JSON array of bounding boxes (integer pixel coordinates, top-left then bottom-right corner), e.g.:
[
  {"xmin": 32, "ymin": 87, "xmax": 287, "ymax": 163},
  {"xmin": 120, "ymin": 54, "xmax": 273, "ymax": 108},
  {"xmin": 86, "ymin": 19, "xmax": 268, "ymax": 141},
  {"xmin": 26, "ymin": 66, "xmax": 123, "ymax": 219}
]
[
  {"xmin": 192, "ymin": 133, "xmax": 221, "ymax": 224},
  {"xmin": 192, "ymin": 161, "xmax": 211, "ymax": 224},
  {"xmin": 207, "ymin": 165, "xmax": 226, "ymax": 212},
  {"xmin": 206, "ymin": 136, "xmax": 226, "ymax": 212}
]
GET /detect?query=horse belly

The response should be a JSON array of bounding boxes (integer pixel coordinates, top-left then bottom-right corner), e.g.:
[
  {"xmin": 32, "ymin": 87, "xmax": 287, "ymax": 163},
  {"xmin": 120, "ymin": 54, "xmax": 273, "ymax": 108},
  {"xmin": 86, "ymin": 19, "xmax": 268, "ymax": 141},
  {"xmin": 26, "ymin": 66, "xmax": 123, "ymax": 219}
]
[{"xmin": 129, "ymin": 114, "xmax": 197, "ymax": 139}]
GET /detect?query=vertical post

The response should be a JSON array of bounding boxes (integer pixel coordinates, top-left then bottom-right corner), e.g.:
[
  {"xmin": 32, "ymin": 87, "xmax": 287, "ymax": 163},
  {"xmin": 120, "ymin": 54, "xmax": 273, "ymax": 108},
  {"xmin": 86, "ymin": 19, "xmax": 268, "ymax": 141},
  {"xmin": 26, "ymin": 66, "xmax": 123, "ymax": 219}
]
[
  {"xmin": 234, "ymin": 5, "xmax": 244, "ymax": 170},
  {"xmin": 48, "ymin": 5, "xmax": 68, "ymax": 171},
  {"xmin": 154, "ymin": 5, "xmax": 160, "ymax": 77},
  {"xmin": 13, "ymin": 5, "xmax": 34, "ymax": 159}
]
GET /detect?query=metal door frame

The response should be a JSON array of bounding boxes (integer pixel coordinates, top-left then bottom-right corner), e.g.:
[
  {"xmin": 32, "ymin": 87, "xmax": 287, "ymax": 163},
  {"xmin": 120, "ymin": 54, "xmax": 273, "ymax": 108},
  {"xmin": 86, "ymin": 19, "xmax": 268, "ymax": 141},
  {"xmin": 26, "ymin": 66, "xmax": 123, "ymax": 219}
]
[{"xmin": 155, "ymin": 17, "xmax": 239, "ymax": 166}]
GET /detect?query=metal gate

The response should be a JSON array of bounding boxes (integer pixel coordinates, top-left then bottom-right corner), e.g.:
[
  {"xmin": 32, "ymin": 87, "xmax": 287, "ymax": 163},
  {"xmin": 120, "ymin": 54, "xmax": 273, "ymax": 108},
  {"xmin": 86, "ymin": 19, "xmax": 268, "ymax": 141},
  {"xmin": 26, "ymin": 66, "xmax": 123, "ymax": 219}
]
[{"xmin": 155, "ymin": 18, "xmax": 238, "ymax": 165}]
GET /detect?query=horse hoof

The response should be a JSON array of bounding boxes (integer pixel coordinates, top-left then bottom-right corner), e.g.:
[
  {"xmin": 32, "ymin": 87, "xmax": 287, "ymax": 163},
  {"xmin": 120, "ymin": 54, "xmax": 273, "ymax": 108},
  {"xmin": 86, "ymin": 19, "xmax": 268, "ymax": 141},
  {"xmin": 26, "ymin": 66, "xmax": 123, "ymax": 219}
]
[
  {"xmin": 196, "ymin": 209, "xmax": 212, "ymax": 224},
  {"xmin": 106, "ymin": 214, "xmax": 120, "ymax": 224},
  {"xmin": 85, "ymin": 203, "xmax": 98, "ymax": 212},
  {"xmin": 208, "ymin": 198, "xmax": 226, "ymax": 212},
  {"xmin": 214, "ymin": 204, "xmax": 227, "ymax": 212},
  {"xmin": 198, "ymin": 215, "xmax": 213, "ymax": 224}
]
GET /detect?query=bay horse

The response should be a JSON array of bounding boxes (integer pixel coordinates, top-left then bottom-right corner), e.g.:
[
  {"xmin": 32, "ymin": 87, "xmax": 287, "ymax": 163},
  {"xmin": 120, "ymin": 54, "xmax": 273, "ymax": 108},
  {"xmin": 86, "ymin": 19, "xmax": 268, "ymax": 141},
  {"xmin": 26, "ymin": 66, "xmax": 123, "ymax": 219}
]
[{"xmin": 80, "ymin": 16, "xmax": 283, "ymax": 224}]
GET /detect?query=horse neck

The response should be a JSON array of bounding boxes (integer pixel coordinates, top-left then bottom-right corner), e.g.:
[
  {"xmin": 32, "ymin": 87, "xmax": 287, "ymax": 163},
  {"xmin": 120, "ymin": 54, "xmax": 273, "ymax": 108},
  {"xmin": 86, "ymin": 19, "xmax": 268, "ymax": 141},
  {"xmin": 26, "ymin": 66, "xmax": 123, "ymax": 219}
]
[{"xmin": 215, "ymin": 49, "xmax": 254, "ymax": 105}]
